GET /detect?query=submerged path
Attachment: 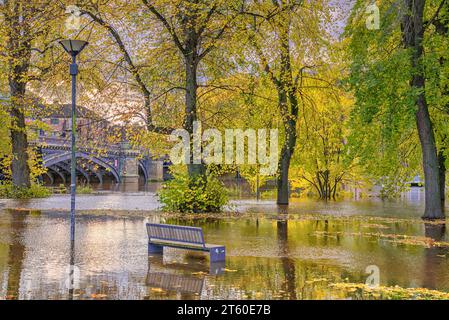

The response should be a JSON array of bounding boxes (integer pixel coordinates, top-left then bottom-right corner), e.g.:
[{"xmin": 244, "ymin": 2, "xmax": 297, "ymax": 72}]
[{"xmin": 0, "ymin": 188, "xmax": 431, "ymax": 218}]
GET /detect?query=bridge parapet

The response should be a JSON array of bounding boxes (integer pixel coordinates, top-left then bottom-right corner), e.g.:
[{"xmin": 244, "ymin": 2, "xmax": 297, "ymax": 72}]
[{"xmin": 33, "ymin": 137, "xmax": 165, "ymax": 185}]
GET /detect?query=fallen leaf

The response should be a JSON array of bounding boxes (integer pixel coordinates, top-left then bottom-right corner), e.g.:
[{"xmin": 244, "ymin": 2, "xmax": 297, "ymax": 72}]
[{"xmin": 90, "ymin": 293, "xmax": 107, "ymax": 299}]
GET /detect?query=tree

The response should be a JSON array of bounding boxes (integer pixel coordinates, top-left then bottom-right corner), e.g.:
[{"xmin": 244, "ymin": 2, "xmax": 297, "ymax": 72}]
[
  {"xmin": 425, "ymin": 0, "xmax": 449, "ymax": 209},
  {"xmin": 403, "ymin": 0, "xmax": 443, "ymax": 219},
  {"xmin": 0, "ymin": 0, "xmax": 61, "ymax": 187},
  {"xmin": 79, "ymin": 0, "xmax": 242, "ymax": 177},
  {"xmin": 345, "ymin": 0, "xmax": 447, "ymax": 219},
  {"xmin": 292, "ymin": 88, "xmax": 354, "ymax": 200},
  {"xmin": 239, "ymin": 0, "xmax": 333, "ymax": 204}
]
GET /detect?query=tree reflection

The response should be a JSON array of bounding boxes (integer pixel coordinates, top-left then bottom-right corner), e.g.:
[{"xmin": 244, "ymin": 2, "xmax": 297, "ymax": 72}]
[
  {"xmin": 277, "ymin": 217, "xmax": 297, "ymax": 300},
  {"xmin": 423, "ymin": 223, "xmax": 447, "ymax": 289},
  {"xmin": 6, "ymin": 210, "xmax": 27, "ymax": 299}
]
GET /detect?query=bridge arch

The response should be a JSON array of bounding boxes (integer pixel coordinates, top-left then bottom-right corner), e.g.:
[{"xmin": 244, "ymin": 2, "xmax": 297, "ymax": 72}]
[
  {"xmin": 138, "ymin": 160, "xmax": 148, "ymax": 182},
  {"xmin": 43, "ymin": 151, "xmax": 120, "ymax": 183},
  {"xmin": 44, "ymin": 171, "xmax": 55, "ymax": 185},
  {"xmin": 46, "ymin": 166, "xmax": 66, "ymax": 184},
  {"xmin": 52, "ymin": 162, "xmax": 91, "ymax": 184}
]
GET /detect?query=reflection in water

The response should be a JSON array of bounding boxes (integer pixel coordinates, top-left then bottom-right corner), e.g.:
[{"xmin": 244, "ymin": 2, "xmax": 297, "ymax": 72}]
[
  {"xmin": 147, "ymin": 257, "xmax": 205, "ymax": 299},
  {"xmin": 6, "ymin": 210, "xmax": 27, "ymax": 299},
  {"xmin": 423, "ymin": 223, "xmax": 448, "ymax": 289},
  {"xmin": 148, "ymin": 255, "xmax": 225, "ymax": 276},
  {"xmin": 67, "ymin": 239, "xmax": 76, "ymax": 300},
  {"xmin": 146, "ymin": 255, "xmax": 225, "ymax": 299},
  {"xmin": 277, "ymin": 220, "xmax": 297, "ymax": 300},
  {"xmin": 0, "ymin": 205, "xmax": 449, "ymax": 300},
  {"xmin": 147, "ymin": 271, "xmax": 204, "ymax": 296}
]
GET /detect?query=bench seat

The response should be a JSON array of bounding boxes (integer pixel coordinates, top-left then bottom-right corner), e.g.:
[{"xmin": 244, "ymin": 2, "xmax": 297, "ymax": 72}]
[{"xmin": 149, "ymin": 240, "xmax": 224, "ymax": 250}]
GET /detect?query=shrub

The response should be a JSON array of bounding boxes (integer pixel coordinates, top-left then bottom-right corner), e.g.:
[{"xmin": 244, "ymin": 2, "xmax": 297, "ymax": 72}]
[
  {"xmin": 77, "ymin": 185, "xmax": 93, "ymax": 194},
  {"xmin": 0, "ymin": 183, "xmax": 51, "ymax": 199},
  {"xmin": 159, "ymin": 173, "xmax": 229, "ymax": 213},
  {"xmin": 54, "ymin": 184, "xmax": 67, "ymax": 194}
]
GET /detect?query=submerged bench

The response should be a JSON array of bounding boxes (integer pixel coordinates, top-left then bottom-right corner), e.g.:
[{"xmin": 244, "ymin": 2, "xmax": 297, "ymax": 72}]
[{"xmin": 146, "ymin": 223, "xmax": 226, "ymax": 263}]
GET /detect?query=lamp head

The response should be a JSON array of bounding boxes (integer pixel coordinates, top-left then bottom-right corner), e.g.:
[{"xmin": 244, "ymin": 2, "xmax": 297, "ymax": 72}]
[{"xmin": 59, "ymin": 40, "xmax": 88, "ymax": 57}]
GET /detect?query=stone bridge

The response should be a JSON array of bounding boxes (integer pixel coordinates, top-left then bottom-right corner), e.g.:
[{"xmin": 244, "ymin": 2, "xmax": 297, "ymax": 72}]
[{"xmin": 33, "ymin": 137, "xmax": 166, "ymax": 189}]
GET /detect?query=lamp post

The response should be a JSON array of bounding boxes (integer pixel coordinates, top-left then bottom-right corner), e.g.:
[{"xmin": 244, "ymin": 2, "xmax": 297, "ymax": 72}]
[{"xmin": 59, "ymin": 40, "xmax": 88, "ymax": 244}]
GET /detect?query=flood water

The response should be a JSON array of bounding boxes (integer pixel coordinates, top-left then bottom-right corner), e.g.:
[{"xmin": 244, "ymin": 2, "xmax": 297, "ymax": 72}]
[{"xmin": 0, "ymin": 187, "xmax": 448, "ymax": 300}]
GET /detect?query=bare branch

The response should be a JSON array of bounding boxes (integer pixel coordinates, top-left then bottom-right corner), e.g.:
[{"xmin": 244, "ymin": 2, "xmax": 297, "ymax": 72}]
[
  {"xmin": 141, "ymin": 0, "xmax": 186, "ymax": 54},
  {"xmin": 81, "ymin": 7, "xmax": 173, "ymax": 135}
]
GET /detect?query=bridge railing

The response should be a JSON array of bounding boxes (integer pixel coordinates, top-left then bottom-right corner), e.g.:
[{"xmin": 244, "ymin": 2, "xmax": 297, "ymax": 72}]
[
  {"xmin": 30, "ymin": 136, "xmax": 150, "ymax": 157},
  {"xmin": 32, "ymin": 137, "xmax": 124, "ymax": 151}
]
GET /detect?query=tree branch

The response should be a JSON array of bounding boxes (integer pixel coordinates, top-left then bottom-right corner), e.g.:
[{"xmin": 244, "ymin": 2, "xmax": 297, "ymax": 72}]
[
  {"xmin": 81, "ymin": 8, "xmax": 173, "ymax": 135},
  {"xmin": 425, "ymin": 0, "xmax": 447, "ymax": 29},
  {"xmin": 141, "ymin": 0, "xmax": 186, "ymax": 54}
]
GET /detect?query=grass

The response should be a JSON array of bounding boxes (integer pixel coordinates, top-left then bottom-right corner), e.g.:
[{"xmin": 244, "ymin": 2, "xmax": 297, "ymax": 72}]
[
  {"xmin": 77, "ymin": 185, "xmax": 94, "ymax": 194},
  {"xmin": 0, "ymin": 183, "xmax": 51, "ymax": 199},
  {"xmin": 53, "ymin": 184, "xmax": 67, "ymax": 194}
]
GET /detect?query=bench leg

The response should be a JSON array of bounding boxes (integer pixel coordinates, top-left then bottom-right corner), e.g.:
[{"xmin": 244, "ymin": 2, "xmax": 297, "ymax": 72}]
[
  {"xmin": 209, "ymin": 246, "xmax": 226, "ymax": 263},
  {"xmin": 210, "ymin": 261, "xmax": 226, "ymax": 275},
  {"xmin": 148, "ymin": 243, "xmax": 163, "ymax": 254}
]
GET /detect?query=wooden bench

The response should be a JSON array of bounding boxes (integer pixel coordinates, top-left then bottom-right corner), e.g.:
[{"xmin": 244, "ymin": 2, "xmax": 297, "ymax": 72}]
[{"xmin": 146, "ymin": 223, "xmax": 226, "ymax": 263}]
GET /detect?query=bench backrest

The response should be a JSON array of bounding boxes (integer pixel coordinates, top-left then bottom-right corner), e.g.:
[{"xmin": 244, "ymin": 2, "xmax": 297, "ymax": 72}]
[
  {"xmin": 147, "ymin": 272, "xmax": 204, "ymax": 294},
  {"xmin": 146, "ymin": 223, "xmax": 206, "ymax": 247}
]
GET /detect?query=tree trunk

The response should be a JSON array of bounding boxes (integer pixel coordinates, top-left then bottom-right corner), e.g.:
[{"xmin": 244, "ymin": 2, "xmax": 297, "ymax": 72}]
[
  {"xmin": 416, "ymin": 93, "xmax": 443, "ymax": 218},
  {"xmin": 403, "ymin": 0, "xmax": 443, "ymax": 219},
  {"xmin": 431, "ymin": 5, "xmax": 448, "ymax": 213},
  {"xmin": 439, "ymin": 149, "xmax": 446, "ymax": 210},
  {"xmin": 277, "ymin": 91, "xmax": 297, "ymax": 205},
  {"xmin": 6, "ymin": 1, "xmax": 32, "ymax": 188},
  {"xmin": 184, "ymin": 33, "xmax": 205, "ymax": 178},
  {"xmin": 316, "ymin": 171, "xmax": 328, "ymax": 200},
  {"xmin": 332, "ymin": 180, "xmax": 338, "ymax": 200},
  {"xmin": 277, "ymin": 145, "xmax": 292, "ymax": 205},
  {"xmin": 276, "ymin": 21, "xmax": 299, "ymax": 205},
  {"xmin": 9, "ymin": 104, "xmax": 31, "ymax": 188},
  {"xmin": 184, "ymin": 53, "xmax": 197, "ymax": 138}
]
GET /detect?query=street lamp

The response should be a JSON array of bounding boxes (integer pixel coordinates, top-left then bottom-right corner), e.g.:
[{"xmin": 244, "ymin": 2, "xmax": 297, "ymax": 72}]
[{"xmin": 59, "ymin": 39, "xmax": 88, "ymax": 244}]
